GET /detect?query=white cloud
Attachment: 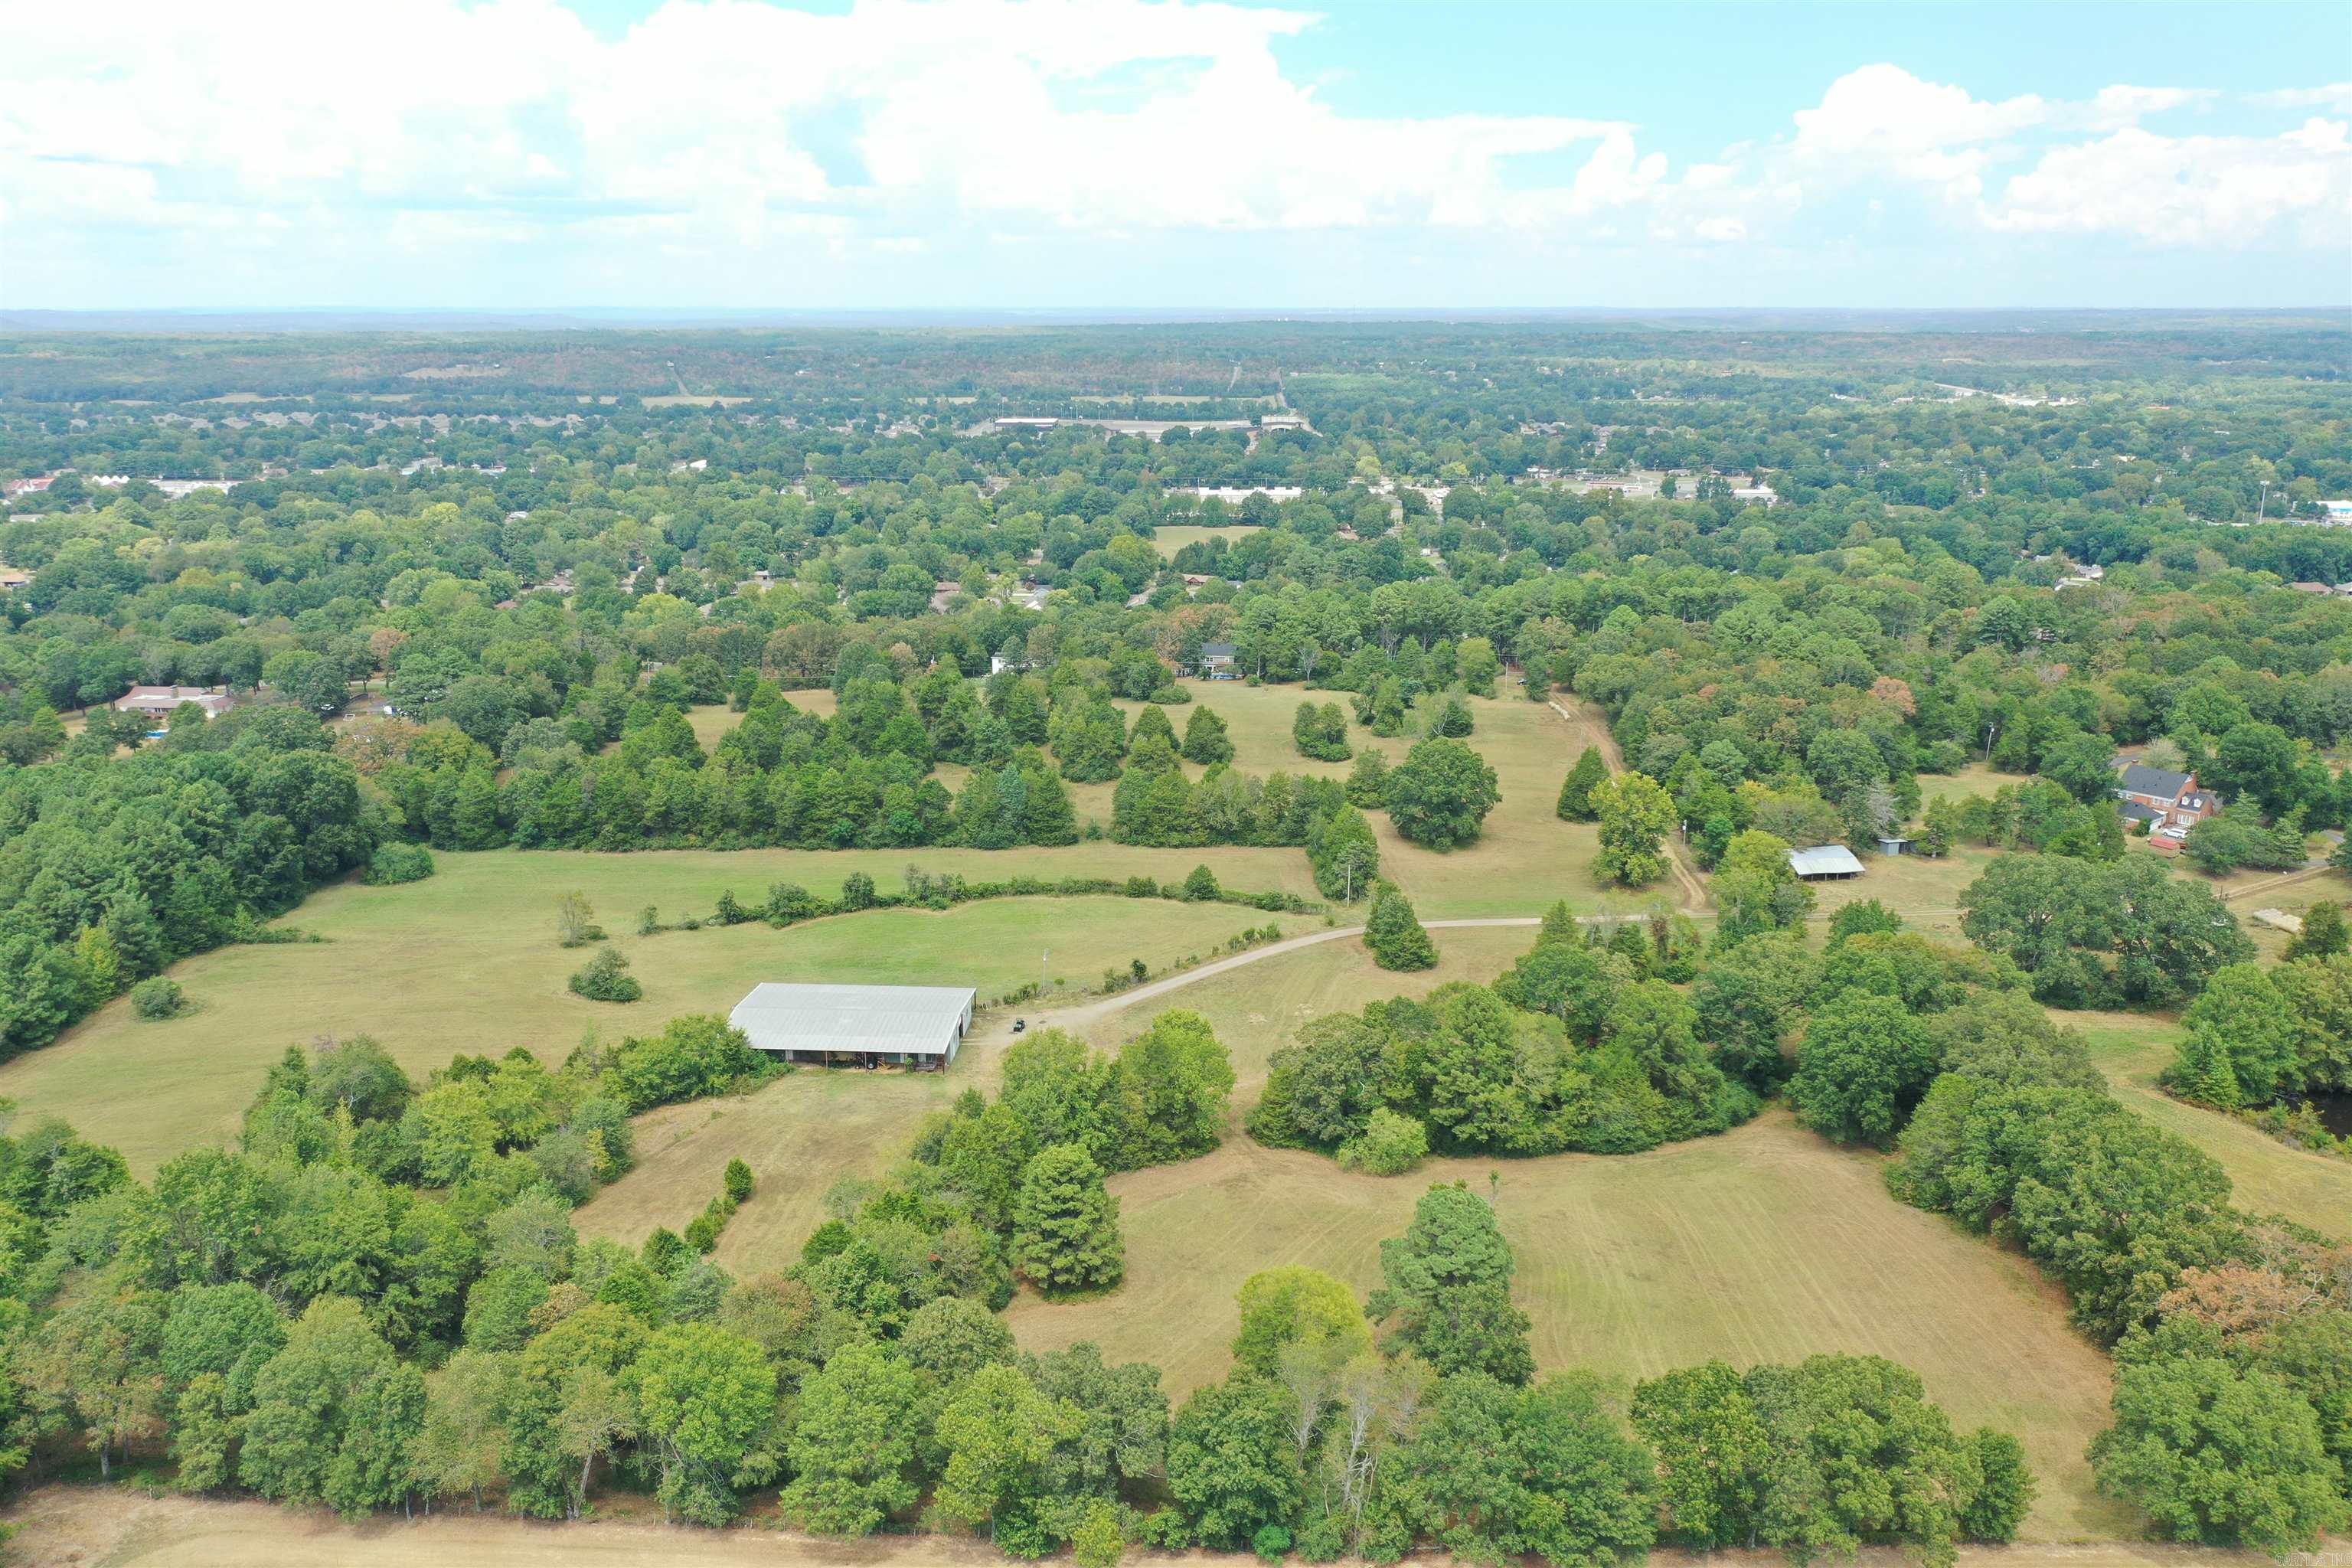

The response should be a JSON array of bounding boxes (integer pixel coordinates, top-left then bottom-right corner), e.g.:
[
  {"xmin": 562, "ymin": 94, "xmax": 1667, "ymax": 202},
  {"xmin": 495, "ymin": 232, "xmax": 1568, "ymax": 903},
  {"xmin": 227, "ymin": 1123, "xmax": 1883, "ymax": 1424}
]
[
  {"xmin": 1981, "ymin": 118, "xmax": 2352, "ymax": 246},
  {"xmin": 0, "ymin": 2, "xmax": 2344, "ymax": 301},
  {"xmin": 2086, "ymin": 85, "xmax": 2217, "ymax": 127},
  {"xmin": 2250, "ymin": 83, "xmax": 2352, "ymax": 111},
  {"xmin": 0, "ymin": 0, "xmax": 1648, "ymax": 246}
]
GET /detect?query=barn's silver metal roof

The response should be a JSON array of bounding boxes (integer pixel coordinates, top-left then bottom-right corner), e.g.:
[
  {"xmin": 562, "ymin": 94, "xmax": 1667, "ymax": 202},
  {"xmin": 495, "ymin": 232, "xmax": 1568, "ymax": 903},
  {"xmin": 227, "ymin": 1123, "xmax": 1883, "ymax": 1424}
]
[
  {"xmin": 727, "ymin": 983, "xmax": 975, "ymax": 1056},
  {"xmin": 1786, "ymin": 844, "xmax": 1865, "ymax": 877}
]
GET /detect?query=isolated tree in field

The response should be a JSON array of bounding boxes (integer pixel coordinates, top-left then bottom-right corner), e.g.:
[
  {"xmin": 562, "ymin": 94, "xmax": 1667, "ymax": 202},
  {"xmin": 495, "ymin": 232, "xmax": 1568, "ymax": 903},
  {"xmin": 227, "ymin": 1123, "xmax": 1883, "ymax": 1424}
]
[
  {"xmin": 1364, "ymin": 883, "xmax": 1437, "ymax": 972},
  {"xmin": 1344, "ymin": 746, "xmax": 1389, "ymax": 806},
  {"xmin": 555, "ymin": 891, "xmax": 596, "ymax": 948},
  {"xmin": 1592, "ymin": 771, "xmax": 1674, "ymax": 887},
  {"xmin": 567, "ymin": 946, "xmax": 641, "ymax": 1002},
  {"xmin": 1380, "ymin": 737, "xmax": 1499, "ymax": 849},
  {"xmin": 1292, "ymin": 701, "xmax": 1352, "ymax": 761},
  {"xmin": 1181, "ymin": 704, "xmax": 1233, "ymax": 764},
  {"xmin": 1013, "ymin": 1144, "xmax": 1124, "ymax": 1293},
  {"xmin": 1556, "ymin": 746, "xmax": 1607, "ymax": 821}
]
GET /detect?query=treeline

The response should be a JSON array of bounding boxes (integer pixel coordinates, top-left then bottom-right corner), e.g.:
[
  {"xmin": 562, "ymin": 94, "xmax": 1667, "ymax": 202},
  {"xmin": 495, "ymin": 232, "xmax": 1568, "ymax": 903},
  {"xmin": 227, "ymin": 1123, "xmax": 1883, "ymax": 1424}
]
[
  {"xmin": 0, "ymin": 1037, "xmax": 2037, "ymax": 1566},
  {"xmin": 0, "ymin": 706, "xmax": 376, "ymax": 1060}
]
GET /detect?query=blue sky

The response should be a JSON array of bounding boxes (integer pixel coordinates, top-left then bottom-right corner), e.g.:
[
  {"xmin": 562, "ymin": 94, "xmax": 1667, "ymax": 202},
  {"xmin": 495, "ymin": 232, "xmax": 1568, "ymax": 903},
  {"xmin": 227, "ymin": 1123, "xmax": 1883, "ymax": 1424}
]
[{"xmin": 5, "ymin": 0, "xmax": 2347, "ymax": 310}]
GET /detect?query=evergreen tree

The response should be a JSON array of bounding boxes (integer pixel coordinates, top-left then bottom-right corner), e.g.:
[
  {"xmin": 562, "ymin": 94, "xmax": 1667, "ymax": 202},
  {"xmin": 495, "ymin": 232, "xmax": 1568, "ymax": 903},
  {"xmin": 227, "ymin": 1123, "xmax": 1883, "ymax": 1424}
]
[
  {"xmin": 1012, "ymin": 1144, "xmax": 1125, "ymax": 1294},
  {"xmin": 1181, "ymin": 705, "xmax": 1233, "ymax": 765},
  {"xmin": 1557, "ymin": 746, "xmax": 1608, "ymax": 822},
  {"xmin": 1365, "ymin": 884, "xmax": 1437, "ymax": 972}
]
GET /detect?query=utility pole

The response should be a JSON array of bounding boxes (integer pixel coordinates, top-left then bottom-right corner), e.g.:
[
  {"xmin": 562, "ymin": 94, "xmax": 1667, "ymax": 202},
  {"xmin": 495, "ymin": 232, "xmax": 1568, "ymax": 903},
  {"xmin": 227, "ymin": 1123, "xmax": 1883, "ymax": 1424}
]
[
  {"xmin": 2256, "ymin": 479, "xmax": 2271, "ymax": 524},
  {"xmin": 1040, "ymin": 949, "xmax": 1049, "ymax": 997}
]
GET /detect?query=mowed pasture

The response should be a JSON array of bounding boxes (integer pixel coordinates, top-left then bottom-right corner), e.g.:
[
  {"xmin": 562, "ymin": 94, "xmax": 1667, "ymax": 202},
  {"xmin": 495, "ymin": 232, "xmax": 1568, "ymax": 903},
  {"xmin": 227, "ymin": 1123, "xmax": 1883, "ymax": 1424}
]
[
  {"xmin": 578, "ymin": 926, "xmax": 1534, "ymax": 1284},
  {"xmin": 998, "ymin": 929, "xmax": 2128, "ymax": 1540},
  {"xmin": 1004, "ymin": 1121, "xmax": 2125, "ymax": 1539},
  {"xmin": 2077, "ymin": 1011, "xmax": 2352, "ymax": 1236},
  {"xmin": 1147, "ymin": 523, "xmax": 1261, "ymax": 559},
  {"xmin": 1129, "ymin": 680, "xmax": 1663, "ymax": 919},
  {"xmin": 588, "ymin": 923, "xmax": 2128, "ymax": 1538},
  {"xmin": 0, "ymin": 866, "xmax": 1286, "ymax": 1175}
]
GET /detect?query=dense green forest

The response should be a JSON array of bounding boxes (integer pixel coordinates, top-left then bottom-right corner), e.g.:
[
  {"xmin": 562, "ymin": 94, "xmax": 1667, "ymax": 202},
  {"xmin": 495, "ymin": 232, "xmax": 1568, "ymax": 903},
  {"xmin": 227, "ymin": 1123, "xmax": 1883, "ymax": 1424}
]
[{"xmin": 0, "ymin": 318, "xmax": 2347, "ymax": 1557}]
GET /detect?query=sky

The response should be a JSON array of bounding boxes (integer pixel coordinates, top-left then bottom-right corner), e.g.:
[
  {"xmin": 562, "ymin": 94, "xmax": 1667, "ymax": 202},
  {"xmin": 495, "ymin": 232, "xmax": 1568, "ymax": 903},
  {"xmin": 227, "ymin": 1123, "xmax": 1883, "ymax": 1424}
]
[{"xmin": 3, "ymin": 0, "xmax": 2348, "ymax": 312}]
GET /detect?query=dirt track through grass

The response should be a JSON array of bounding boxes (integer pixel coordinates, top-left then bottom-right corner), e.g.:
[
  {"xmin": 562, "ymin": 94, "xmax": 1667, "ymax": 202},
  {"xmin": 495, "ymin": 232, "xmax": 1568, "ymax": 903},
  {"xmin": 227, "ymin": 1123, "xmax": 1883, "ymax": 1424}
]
[{"xmin": 0, "ymin": 1485, "xmax": 2286, "ymax": 1568}]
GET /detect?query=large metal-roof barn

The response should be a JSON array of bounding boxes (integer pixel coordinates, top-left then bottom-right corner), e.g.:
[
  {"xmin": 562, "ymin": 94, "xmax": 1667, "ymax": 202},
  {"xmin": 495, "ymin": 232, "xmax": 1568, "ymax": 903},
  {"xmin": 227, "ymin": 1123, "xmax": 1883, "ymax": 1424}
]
[{"xmin": 727, "ymin": 983, "xmax": 976, "ymax": 1070}]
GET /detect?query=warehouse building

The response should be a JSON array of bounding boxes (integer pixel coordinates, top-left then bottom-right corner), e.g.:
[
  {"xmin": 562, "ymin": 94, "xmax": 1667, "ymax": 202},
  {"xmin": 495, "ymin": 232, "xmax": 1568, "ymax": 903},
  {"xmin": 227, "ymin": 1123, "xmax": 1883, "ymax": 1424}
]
[{"xmin": 727, "ymin": 982, "xmax": 976, "ymax": 1070}]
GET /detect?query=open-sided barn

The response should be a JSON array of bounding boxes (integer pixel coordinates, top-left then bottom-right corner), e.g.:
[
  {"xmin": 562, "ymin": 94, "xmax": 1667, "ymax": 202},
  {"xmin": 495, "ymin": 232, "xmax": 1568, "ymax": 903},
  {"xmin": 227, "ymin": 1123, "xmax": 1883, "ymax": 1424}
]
[{"xmin": 727, "ymin": 982, "xmax": 976, "ymax": 1070}]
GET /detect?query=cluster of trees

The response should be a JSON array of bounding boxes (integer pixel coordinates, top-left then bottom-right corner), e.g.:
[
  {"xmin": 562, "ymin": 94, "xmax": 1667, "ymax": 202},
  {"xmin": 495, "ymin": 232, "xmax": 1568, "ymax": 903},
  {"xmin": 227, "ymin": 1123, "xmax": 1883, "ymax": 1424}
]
[
  {"xmin": 0, "ymin": 706, "xmax": 376, "ymax": 1060},
  {"xmin": 2163, "ymin": 936, "xmax": 2350, "ymax": 1114},
  {"xmin": 1252, "ymin": 913, "xmax": 1752, "ymax": 1162},
  {"xmin": 1958, "ymin": 854, "xmax": 2252, "ymax": 1009},
  {"xmin": 1108, "ymin": 740, "xmax": 1346, "ymax": 851},
  {"xmin": 1833, "ymin": 960, "xmax": 2352, "ymax": 1549},
  {"xmin": 1290, "ymin": 701, "xmax": 1352, "ymax": 761}
]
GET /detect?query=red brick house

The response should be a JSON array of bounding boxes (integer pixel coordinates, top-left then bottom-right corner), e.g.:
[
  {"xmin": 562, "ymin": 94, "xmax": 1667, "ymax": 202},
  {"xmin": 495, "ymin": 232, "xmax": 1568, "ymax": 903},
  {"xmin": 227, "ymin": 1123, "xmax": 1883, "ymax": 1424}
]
[{"xmin": 2115, "ymin": 762, "xmax": 2221, "ymax": 848}]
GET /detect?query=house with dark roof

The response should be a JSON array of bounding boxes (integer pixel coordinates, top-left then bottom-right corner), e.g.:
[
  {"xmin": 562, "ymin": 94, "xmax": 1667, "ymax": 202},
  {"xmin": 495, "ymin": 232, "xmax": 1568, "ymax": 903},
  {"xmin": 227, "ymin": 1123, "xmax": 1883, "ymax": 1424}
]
[
  {"xmin": 2115, "ymin": 763, "xmax": 2221, "ymax": 847},
  {"xmin": 1196, "ymin": 640, "xmax": 1240, "ymax": 679}
]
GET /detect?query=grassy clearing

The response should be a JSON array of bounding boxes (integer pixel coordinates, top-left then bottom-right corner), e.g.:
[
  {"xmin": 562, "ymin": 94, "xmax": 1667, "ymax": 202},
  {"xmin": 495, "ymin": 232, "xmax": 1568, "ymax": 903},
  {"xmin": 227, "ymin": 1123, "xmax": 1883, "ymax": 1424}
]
[
  {"xmin": 577, "ymin": 926, "xmax": 1529, "ymax": 1283},
  {"xmin": 2076, "ymin": 1011, "xmax": 2351, "ymax": 1237},
  {"xmin": 1135, "ymin": 680, "xmax": 1663, "ymax": 919},
  {"xmin": 684, "ymin": 703, "xmax": 740, "ymax": 749},
  {"xmin": 0, "ymin": 867, "xmax": 1281, "ymax": 1176},
  {"xmin": 1004, "ymin": 1116, "xmax": 2124, "ymax": 1539},
  {"xmin": 1149, "ymin": 524, "xmax": 1259, "ymax": 559}
]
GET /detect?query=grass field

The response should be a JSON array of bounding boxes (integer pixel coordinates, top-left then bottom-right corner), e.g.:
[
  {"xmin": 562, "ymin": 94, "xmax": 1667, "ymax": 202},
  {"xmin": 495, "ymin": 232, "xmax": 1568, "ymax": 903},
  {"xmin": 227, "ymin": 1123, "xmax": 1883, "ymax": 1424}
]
[
  {"xmin": 577, "ymin": 925, "xmax": 1534, "ymax": 1285},
  {"xmin": 0, "ymin": 871, "xmax": 1287, "ymax": 1176},
  {"xmin": 1003, "ymin": 1116, "xmax": 2125, "ymax": 1538},
  {"xmin": 1150, "ymin": 524, "xmax": 1260, "ymax": 558},
  {"xmin": 1135, "ymin": 681, "xmax": 1668, "ymax": 919},
  {"xmin": 583, "ymin": 918, "xmax": 2126, "ymax": 1539},
  {"xmin": 2077, "ymin": 1011, "xmax": 2352, "ymax": 1236}
]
